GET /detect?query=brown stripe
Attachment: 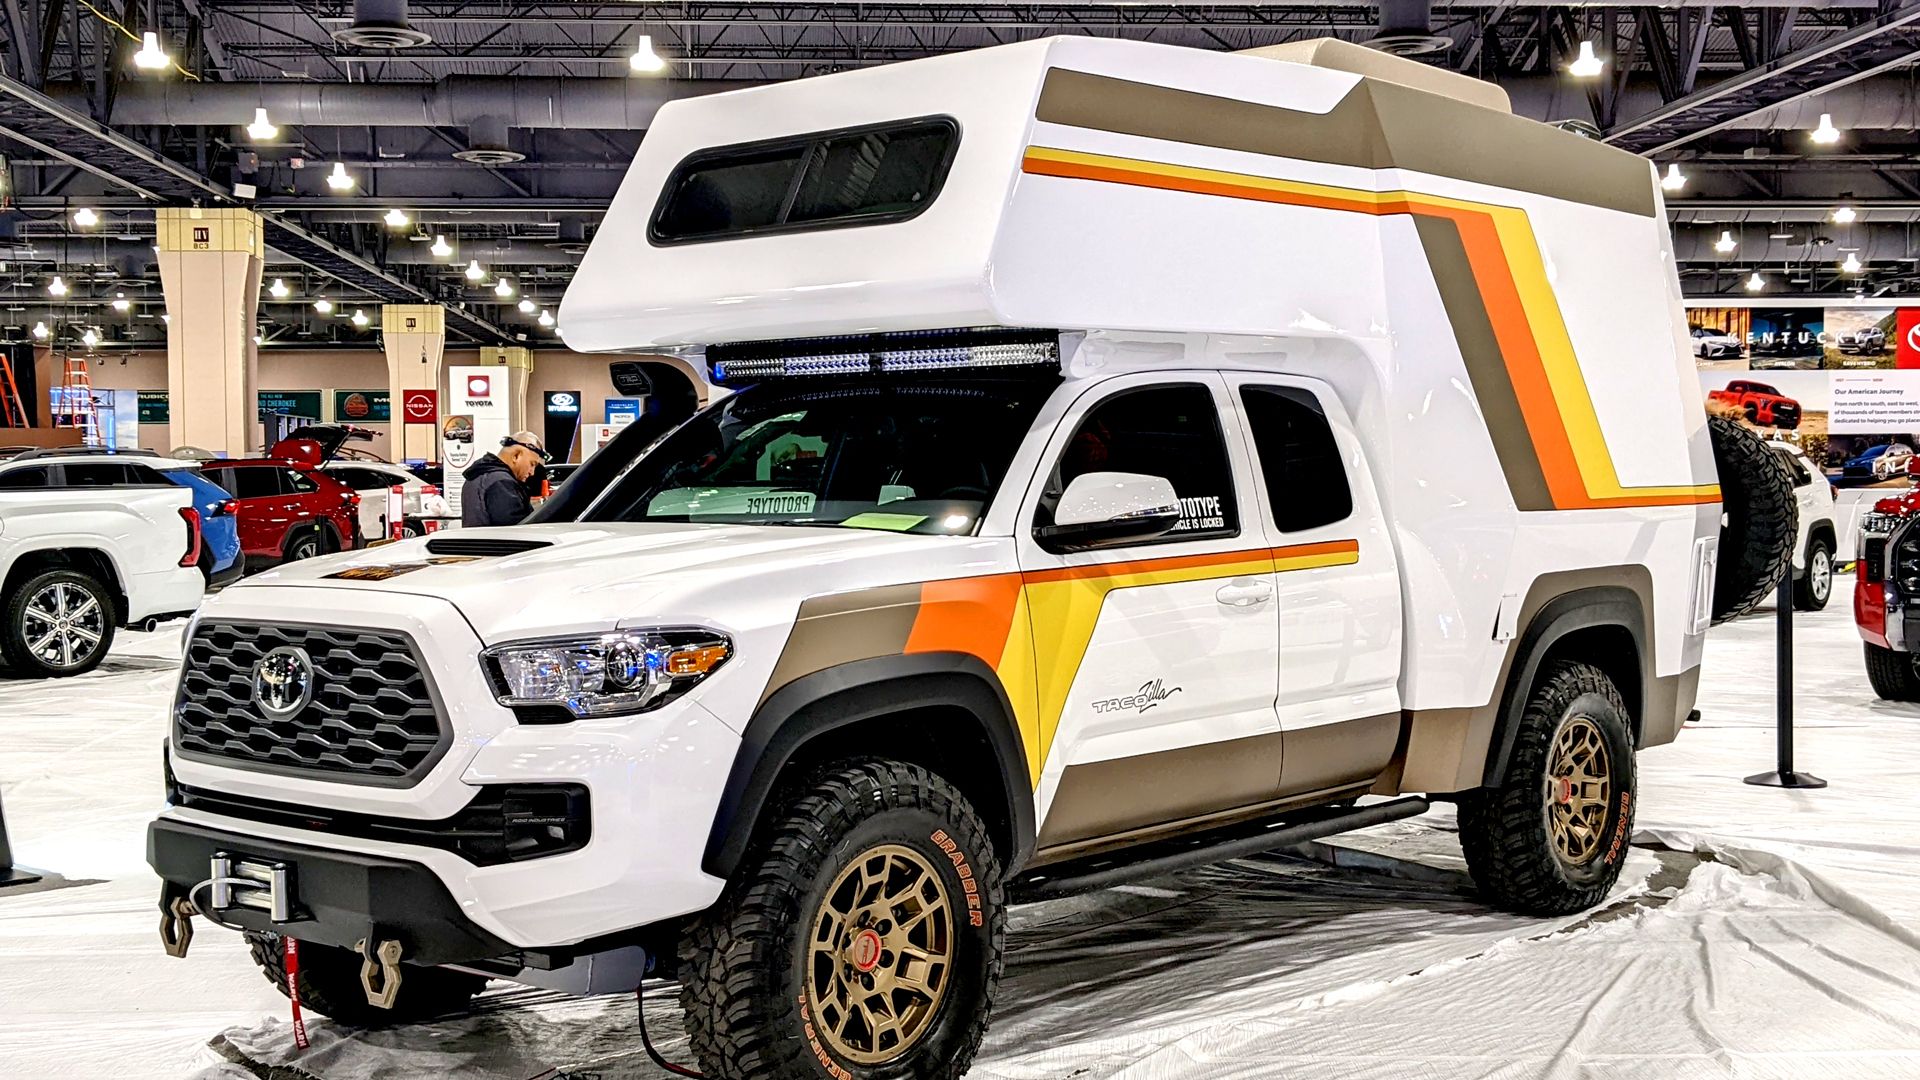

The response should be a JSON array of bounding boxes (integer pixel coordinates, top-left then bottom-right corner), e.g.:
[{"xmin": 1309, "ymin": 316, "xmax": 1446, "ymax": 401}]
[
  {"xmin": 1034, "ymin": 68, "xmax": 1655, "ymax": 219},
  {"xmin": 1276, "ymin": 713, "xmax": 1402, "ymax": 795},
  {"xmin": 758, "ymin": 583, "xmax": 924, "ymax": 705},
  {"xmin": 1037, "ymin": 731, "xmax": 1285, "ymax": 848},
  {"xmin": 1410, "ymin": 214, "xmax": 1555, "ymax": 512}
]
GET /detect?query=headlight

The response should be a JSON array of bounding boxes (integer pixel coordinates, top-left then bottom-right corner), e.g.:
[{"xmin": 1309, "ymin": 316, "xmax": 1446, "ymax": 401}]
[{"xmin": 484, "ymin": 628, "xmax": 731, "ymax": 719}]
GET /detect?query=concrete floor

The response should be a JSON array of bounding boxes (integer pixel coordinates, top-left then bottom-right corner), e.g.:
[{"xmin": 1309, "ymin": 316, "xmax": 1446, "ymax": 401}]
[{"xmin": 3, "ymin": 578, "xmax": 1918, "ymax": 1079}]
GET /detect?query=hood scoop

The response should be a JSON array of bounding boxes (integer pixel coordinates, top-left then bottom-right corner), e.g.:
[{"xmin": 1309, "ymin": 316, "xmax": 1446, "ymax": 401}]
[{"xmin": 425, "ymin": 536, "xmax": 553, "ymax": 557}]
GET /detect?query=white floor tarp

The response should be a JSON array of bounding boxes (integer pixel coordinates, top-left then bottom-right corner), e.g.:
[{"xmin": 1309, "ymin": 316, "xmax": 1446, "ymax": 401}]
[{"xmin": 4, "ymin": 580, "xmax": 1920, "ymax": 1078}]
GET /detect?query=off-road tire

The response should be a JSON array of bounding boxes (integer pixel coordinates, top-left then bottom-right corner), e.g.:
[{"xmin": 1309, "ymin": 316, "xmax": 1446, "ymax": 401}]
[
  {"xmin": 679, "ymin": 759, "xmax": 1006, "ymax": 1080},
  {"xmin": 244, "ymin": 931, "xmax": 486, "ymax": 1028},
  {"xmin": 1709, "ymin": 415, "xmax": 1797, "ymax": 624},
  {"xmin": 1793, "ymin": 536, "xmax": 1834, "ymax": 612},
  {"xmin": 1864, "ymin": 643, "xmax": 1920, "ymax": 702},
  {"xmin": 1459, "ymin": 662, "xmax": 1637, "ymax": 917},
  {"xmin": 1, "ymin": 568, "xmax": 116, "ymax": 678}
]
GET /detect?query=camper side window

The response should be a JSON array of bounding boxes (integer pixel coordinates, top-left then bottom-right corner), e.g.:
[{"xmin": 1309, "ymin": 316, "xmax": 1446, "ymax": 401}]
[
  {"xmin": 1037, "ymin": 383, "xmax": 1239, "ymax": 544},
  {"xmin": 651, "ymin": 116, "xmax": 960, "ymax": 244}
]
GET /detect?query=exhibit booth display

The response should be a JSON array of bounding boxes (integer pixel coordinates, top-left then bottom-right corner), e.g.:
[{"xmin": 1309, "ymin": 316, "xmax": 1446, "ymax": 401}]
[{"xmin": 1689, "ymin": 297, "xmax": 1920, "ymax": 558}]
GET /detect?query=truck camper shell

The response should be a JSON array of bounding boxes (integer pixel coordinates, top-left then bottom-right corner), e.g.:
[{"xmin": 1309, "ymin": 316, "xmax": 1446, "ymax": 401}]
[{"xmin": 561, "ymin": 35, "xmax": 1721, "ymax": 765}]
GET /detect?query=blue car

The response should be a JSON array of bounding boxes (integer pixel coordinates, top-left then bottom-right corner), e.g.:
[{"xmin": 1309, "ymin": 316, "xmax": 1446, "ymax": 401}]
[{"xmin": 150, "ymin": 459, "xmax": 245, "ymax": 586}]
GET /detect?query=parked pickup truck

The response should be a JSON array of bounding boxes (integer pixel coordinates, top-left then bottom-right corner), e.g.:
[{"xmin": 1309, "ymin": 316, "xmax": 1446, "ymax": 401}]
[
  {"xmin": 0, "ymin": 450, "xmax": 204, "ymax": 676},
  {"xmin": 1707, "ymin": 380, "xmax": 1802, "ymax": 430},
  {"xmin": 149, "ymin": 37, "xmax": 1788, "ymax": 1080}
]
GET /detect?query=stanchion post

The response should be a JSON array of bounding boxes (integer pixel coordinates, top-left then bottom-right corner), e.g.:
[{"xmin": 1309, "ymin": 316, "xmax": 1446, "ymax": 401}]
[
  {"xmin": 1744, "ymin": 573, "xmax": 1827, "ymax": 789},
  {"xmin": 0, "ymin": 787, "xmax": 44, "ymax": 888}
]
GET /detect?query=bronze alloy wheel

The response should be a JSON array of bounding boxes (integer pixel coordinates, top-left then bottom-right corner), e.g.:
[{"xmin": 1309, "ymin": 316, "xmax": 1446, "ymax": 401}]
[
  {"xmin": 806, "ymin": 843, "xmax": 954, "ymax": 1065},
  {"xmin": 1544, "ymin": 715, "xmax": 1612, "ymax": 867}
]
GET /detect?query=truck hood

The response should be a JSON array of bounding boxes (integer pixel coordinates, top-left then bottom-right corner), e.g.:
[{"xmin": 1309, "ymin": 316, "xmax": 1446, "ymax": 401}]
[{"xmin": 229, "ymin": 521, "xmax": 987, "ymax": 642}]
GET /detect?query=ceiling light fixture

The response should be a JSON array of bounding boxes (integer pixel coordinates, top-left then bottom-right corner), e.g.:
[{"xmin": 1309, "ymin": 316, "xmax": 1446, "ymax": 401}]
[
  {"xmin": 72, "ymin": 206, "xmax": 98, "ymax": 228},
  {"xmin": 629, "ymin": 32, "xmax": 666, "ymax": 73},
  {"xmin": 494, "ymin": 277, "xmax": 514, "ymax": 297},
  {"xmin": 1660, "ymin": 164, "xmax": 1686, "ymax": 192},
  {"xmin": 465, "ymin": 258, "xmax": 485, "ymax": 281},
  {"xmin": 133, "ymin": 31, "xmax": 170, "ymax": 70},
  {"xmin": 351, "ymin": 308, "xmax": 369, "ymax": 327},
  {"xmin": 47, "ymin": 275, "xmax": 67, "ymax": 296},
  {"xmin": 111, "ymin": 292, "xmax": 130, "ymax": 312},
  {"xmin": 268, "ymin": 278, "xmax": 290, "ymax": 298},
  {"xmin": 247, "ymin": 108, "xmax": 278, "ymax": 141},
  {"xmin": 517, "ymin": 297, "xmax": 536, "ymax": 313},
  {"xmin": 81, "ymin": 328, "xmax": 98, "ymax": 348},
  {"xmin": 1713, "ymin": 230, "xmax": 1737, "ymax": 254},
  {"xmin": 252, "ymin": 334, "xmax": 263, "ymax": 346},
  {"xmin": 1568, "ymin": 40, "xmax": 1604, "ymax": 78},
  {"xmin": 1841, "ymin": 253, "xmax": 1863, "ymax": 274},
  {"xmin": 1811, "ymin": 113, "xmax": 1842, "ymax": 145},
  {"xmin": 1831, "ymin": 204, "xmax": 1857, "ymax": 225},
  {"xmin": 1746, "ymin": 271, "xmax": 1765, "ymax": 292},
  {"xmin": 30, "ymin": 321, "xmax": 47, "ymax": 340},
  {"xmin": 384, "ymin": 208, "xmax": 410, "ymax": 228},
  {"xmin": 326, "ymin": 161, "xmax": 355, "ymax": 191},
  {"xmin": 313, "ymin": 296, "xmax": 333, "ymax": 314},
  {"xmin": 430, "ymin": 234, "xmax": 452, "ymax": 258},
  {"xmin": 538, "ymin": 308, "xmax": 555, "ymax": 327}
]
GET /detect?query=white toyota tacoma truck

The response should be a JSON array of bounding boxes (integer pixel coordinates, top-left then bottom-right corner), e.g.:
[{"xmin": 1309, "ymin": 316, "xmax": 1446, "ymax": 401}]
[
  {"xmin": 0, "ymin": 450, "xmax": 205, "ymax": 678},
  {"xmin": 149, "ymin": 38, "xmax": 1787, "ymax": 1080}
]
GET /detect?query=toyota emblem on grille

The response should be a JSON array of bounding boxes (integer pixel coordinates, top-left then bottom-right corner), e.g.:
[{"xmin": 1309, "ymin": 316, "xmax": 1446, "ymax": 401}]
[{"xmin": 254, "ymin": 646, "xmax": 316, "ymax": 720}]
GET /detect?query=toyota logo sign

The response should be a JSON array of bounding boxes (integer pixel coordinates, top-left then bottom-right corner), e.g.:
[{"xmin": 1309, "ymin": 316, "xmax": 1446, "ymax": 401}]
[
  {"xmin": 467, "ymin": 375, "xmax": 492, "ymax": 398},
  {"xmin": 253, "ymin": 646, "xmax": 315, "ymax": 721}
]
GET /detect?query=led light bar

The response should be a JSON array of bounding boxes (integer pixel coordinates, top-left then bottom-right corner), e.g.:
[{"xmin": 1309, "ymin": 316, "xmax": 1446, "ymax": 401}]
[{"xmin": 708, "ymin": 328, "xmax": 1060, "ymax": 383}]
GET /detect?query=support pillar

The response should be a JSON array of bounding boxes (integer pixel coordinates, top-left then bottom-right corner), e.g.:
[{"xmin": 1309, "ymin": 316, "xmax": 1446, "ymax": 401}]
[
  {"xmin": 477, "ymin": 345, "xmax": 533, "ymax": 432},
  {"xmin": 156, "ymin": 209, "xmax": 264, "ymax": 455},
  {"xmin": 381, "ymin": 305, "xmax": 446, "ymax": 463}
]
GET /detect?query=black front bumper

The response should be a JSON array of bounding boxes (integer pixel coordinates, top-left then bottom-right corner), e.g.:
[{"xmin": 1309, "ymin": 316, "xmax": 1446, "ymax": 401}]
[{"xmin": 148, "ymin": 817, "xmax": 514, "ymax": 967}]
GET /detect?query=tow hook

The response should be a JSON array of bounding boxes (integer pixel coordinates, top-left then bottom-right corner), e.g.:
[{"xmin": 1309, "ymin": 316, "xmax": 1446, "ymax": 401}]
[
  {"xmin": 357, "ymin": 938, "xmax": 405, "ymax": 1009},
  {"xmin": 160, "ymin": 897, "xmax": 195, "ymax": 958}
]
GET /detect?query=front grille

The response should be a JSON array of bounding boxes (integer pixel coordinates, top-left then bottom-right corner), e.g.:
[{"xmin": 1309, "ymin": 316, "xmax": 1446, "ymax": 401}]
[{"xmin": 174, "ymin": 622, "xmax": 447, "ymax": 785}]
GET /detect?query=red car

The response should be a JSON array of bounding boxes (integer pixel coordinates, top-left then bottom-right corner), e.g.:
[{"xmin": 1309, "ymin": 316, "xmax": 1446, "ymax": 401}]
[
  {"xmin": 1706, "ymin": 380, "xmax": 1801, "ymax": 429},
  {"xmin": 197, "ymin": 434, "xmax": 361, "ymax": 570}
]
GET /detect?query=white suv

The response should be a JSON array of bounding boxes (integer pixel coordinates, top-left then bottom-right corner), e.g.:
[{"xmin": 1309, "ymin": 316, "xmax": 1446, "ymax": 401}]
[
  {"xmin": 1767, "ymin": 442, "xmax": 1837, "ymax": 610},
  {"xmin": 0, "ymin": 452, "xmax": 204, "ymax": 676}
]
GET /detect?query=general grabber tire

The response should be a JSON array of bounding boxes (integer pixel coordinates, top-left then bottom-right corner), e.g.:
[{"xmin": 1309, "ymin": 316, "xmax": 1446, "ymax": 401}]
[
  {"xmin": 679, "ymin": 759, "xmax": 1007, "ymax": 1080},
  {"xmin": 1458, "ymin": 662, "xmax": 1637, "ymax": 917},
  {"xmin": 1864, "ymin": 643, "xmax": 1920, "ymax": 702},
  {"xmin": 243, "ymin": 932, "xmax": 486, "ymax": 1028},
  {"xmin": 1709, "ymin": 415, "xmax": 1797, "ymax": 624},
  {"xmin": 1794, "ymin": 535, "xmax": 1834, "ymax": 612}
]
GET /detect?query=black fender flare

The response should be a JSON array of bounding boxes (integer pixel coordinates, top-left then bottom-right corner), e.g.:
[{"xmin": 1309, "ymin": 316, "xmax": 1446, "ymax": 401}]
[
  {"xmin": 1483, "ymin": 586, "xmax": 1648, "ymax": 787},
  {"xmin": 702, "ymin": 653, "xmax": 1037, "ymax": 880}
]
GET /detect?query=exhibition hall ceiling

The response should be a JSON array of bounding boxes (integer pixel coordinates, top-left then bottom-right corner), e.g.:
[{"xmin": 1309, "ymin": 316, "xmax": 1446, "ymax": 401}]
[{"xmin": 0, "ymin": 1, "xmax": 1917, "ymax": 344}]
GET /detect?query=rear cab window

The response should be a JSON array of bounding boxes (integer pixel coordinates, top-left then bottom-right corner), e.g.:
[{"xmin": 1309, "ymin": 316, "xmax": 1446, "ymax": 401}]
[{"xmin": 650, "ymin": 117, "xmax": 960, "ymax": 245}]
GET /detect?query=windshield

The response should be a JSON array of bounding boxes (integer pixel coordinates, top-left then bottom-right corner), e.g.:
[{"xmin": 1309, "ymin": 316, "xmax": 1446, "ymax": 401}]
[{"xmin": 579, "ymin": 376, "xmax": 1056, "ymax": 534}]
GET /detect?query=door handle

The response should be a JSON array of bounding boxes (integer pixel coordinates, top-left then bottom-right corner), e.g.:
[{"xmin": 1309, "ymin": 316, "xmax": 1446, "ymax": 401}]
[{"xmin": 1216, "ymin": 580, "xmax": 1274, "ymax": 607}]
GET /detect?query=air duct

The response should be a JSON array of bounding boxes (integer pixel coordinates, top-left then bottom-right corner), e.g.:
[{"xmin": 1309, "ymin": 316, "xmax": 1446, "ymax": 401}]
[
  {"xmin": 1361, "ymin": 0, "xmax": 1451, "ymax": 57},
  {"xmin": 333, "ymin": 0, "xmax": 431, "ymax": 50},
  {"xmin": 452, "ymin": 116, "xmax": 525, "ymax": 165},
  {"xmin": 1671, "ymin": 224, "xmax": 1914, "ymax": 264},
  {"xmin": 86, "ymin": 76, "xmax": 754, "ymax": 131}
]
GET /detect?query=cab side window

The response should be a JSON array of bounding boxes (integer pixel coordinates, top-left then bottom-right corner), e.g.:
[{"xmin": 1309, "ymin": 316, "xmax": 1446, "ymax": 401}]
[
  {"xmin": 0, "ymin": 466, "xmax": 50, "ymax": 489},
  {"xmin": 1037, "ymin": 383, "xmax": 1238, "ymax": 542},
  {"xmin": 1240, "ymin": 385, "xmax": 1353, "ymax": 532}
]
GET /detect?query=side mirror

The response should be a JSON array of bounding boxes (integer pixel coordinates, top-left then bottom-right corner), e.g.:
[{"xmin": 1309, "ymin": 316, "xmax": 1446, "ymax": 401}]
[{"xmin": 1035, "ymin": 471, "xmax": 1182, "ymax": 554}]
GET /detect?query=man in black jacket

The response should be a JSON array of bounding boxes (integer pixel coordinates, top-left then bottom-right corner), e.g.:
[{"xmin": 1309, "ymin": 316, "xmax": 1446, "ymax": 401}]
[{"xmin": 461, "ymin": 431, "xmax": 546, "ymax": 527}]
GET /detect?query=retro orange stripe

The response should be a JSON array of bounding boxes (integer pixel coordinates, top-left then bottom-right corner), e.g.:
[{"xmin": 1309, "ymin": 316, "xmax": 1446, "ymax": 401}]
[{"xmin": 1020, "ymin": 149, "xmax": 1721, "ymax": 510}]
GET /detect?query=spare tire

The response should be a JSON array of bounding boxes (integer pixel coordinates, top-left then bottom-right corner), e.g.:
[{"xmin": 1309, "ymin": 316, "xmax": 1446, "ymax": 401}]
[{"xmin": 1708, "ymin": 415, "xmax": 1796, "ymax": 623}]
